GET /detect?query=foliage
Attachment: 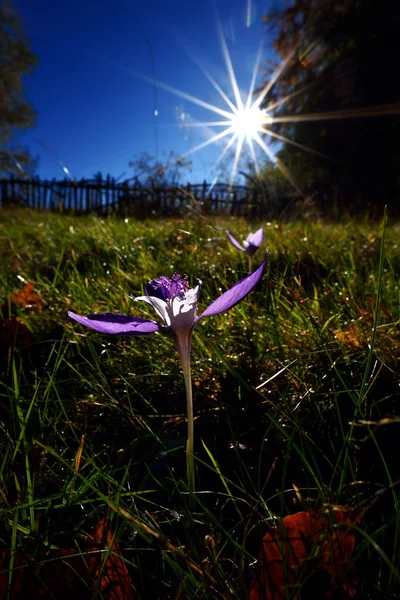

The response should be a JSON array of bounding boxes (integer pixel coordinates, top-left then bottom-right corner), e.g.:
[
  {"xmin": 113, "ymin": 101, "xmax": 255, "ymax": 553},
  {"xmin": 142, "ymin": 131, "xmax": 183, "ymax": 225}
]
[
  {"xmin": 0, "ymin": 209, "xmax": 399, "ymax": 597},
  {"xmin": 0, "ymin": 0, "xmax": 38, "ymax": 176},
  {"xmin": 260, "ymin": 0, "xmax": 400, "ymax": 206},
  {"xmin": 128, "ymin": 150, "xmax": 192, "ymax": 186}
]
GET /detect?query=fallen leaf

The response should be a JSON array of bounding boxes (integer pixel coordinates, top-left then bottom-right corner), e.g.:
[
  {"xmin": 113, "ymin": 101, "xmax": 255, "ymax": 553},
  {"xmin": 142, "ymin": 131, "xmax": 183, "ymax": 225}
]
[
  {"xmin": 0, "ymin": 549, "xmax": 92, "ymax": 600},
  {"xmin": 10, "ymin": 283, "xmax": 45, "ymax": 310},
  {"xmin": 85, "ymin": 518, "xmax": 136, "ymax": 600},
  {"xmin": 249, "ymin": 506, "xmax": 359, "ymax": 599},
  {"xmin": 0, "ymin": 318, "xmax": 32, "ymax": 349},
  {"xmin": 0, "ymin": 519, "xmax": 135, "ymax": 599},
  {"xmin": 334, "ymin": 324, "xmax": 362, "ymax": 348}
]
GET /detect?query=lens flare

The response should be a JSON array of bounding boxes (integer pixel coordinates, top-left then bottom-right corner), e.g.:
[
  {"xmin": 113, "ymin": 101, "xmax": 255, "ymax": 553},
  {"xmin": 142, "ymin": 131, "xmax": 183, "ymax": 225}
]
[
  {"xmin": 94, "ymin": 20, "xmax": 400, "ymax": 192},
  {"xmin": 230, "ymin": 107, "xmax": 272, "ymax": 138}
]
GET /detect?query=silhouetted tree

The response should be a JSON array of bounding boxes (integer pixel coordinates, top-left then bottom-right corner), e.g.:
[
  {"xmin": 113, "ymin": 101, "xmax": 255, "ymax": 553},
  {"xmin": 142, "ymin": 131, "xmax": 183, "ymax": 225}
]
[
  {"xmin": 0, "ymin": 0, "xmax": 38, "ymax": 176},
  {"xmin": 129, "ymin": 151, "xmax": 191, "ymax": 186},
  {"xmin": 260, "ymin": 0, "xmax": 400, "ymax": 209}
]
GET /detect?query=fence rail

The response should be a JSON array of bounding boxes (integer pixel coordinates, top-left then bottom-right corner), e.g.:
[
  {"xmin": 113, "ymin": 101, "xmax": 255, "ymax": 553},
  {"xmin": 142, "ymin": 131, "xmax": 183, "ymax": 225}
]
[{"xmin": 0, "ymin": 177, "xmax": 276, "ymax": 218}]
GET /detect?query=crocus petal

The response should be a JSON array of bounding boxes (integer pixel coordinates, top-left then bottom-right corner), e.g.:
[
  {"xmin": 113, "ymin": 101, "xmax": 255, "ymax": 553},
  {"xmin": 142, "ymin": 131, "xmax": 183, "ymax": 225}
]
[
  {"xmin": 242, "ymin": 228, "xmax": 264, "ymax": 256},
  {"xmin": 166, "ymin": 283, "xmax": 200, "ymax": 333},
  {"xmin": 134, "ymin": 295, "xmax": 171, "ymax": 326},
  {"xmin": 145, "ymin": 280, "xmax": 170, "ymax": 301},
  {"xmin": 226, "ymin": 230, "xmax": 245, "ymax": 252},
  {"xmin": 197, "ymin": 255, "xmax": 267, "ymax": 320},
  {"xmin": 68, "ymin": 311, "xmax": 160, "ymax": 335},
  {"xmin": 247, "ymin": 227, "xmax": 264, "ymax": 248}
]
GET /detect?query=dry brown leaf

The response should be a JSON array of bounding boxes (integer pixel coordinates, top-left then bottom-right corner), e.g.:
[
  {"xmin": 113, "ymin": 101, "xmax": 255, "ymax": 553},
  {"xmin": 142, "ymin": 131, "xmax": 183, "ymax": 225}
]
[
  {"xmin": 335, "ymin": 324, "xmax": 362, "ymax": 348},
  {"xmin": 85, "ymin": 518, "xmax": 136, "ymax": 600},
  {"xmin": 249, "ymin": 506, "xmax": 360, "ymax": 599},
  {"xmin": 0, "ymin": 519, "xmax": 135, "ymax": 599}
]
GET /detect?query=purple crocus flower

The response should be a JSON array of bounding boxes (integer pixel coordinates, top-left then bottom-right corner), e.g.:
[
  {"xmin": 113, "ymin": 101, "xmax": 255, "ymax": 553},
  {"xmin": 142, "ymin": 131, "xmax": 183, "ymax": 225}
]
[
  {"xmin": 226, "ymin": 227, "xmax": 264, "ymax": 257},
  {"xmin": 68, "ymin": 257, "xmax": 266, "ymax": 497},
  {"xmin": 67, "ymin": 260, "xmax": 266, "ymax": 346},
  {"xmin": 226, "ymin": 227, "xmax": 264, "ymax": 274}
]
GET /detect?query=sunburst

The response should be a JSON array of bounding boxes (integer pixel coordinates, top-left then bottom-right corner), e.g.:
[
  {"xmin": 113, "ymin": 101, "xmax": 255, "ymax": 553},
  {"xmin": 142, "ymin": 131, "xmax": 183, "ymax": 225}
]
[
  {"xmin": 99, "ymin": 19, "xmax": 400, "ymax": 193},
  {"xmin": 169, "ymin": 24, "xmax": 311, "ymax": 191},
  {"xmin": 150, "ymin": 19, "xmax": 400, "ymax": 192}
]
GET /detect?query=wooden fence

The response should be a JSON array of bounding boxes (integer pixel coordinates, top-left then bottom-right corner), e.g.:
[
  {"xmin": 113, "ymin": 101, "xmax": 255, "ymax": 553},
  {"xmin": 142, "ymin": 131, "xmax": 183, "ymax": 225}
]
[{"xmin": 0, "ymin": 177, "xmax": 274, "ymax": 218}]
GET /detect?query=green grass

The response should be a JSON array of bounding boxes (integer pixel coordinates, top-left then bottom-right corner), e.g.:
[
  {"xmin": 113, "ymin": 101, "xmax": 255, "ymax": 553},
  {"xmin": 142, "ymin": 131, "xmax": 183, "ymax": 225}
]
[{"xmin": 1, "ymin": 208, "xmax": 400, "ymax": 598}]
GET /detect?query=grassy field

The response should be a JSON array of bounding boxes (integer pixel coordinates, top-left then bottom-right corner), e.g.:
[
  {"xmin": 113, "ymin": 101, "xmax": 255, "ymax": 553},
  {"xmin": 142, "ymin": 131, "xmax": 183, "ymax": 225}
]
[{"xmin": 0, "ymin": 208, "xmax": 399, "ymax": 598}]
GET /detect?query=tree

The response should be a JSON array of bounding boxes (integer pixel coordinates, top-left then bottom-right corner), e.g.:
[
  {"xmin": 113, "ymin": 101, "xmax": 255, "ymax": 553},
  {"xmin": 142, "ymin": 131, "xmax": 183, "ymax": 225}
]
[
  {"xmin": 260, "ymin": 0, "xmax": 400, "ymax": 208},
  {"xmin": 0, "ymin": 0, "xmax": 38, "ymax": 176},
  {"xmin": 128, "ymin": 151, "xmax": 191, "ymax": 187}
]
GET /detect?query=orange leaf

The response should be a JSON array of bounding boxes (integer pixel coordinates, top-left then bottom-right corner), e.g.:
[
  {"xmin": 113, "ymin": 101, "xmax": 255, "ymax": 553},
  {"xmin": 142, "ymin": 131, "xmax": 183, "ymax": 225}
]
[
  {"xmin": 10, "ymin": 284, "xmax": 45, "ymax": 310},
  {"xmin": 85, "ymin": 518, "xmax": 136, "ymax": 600},
  {"xmin": 335, "ymin": 324, "xmax": 362, "ymax": 348},
  {"xmin": 249, "ymin": 506, "xmax": 359, "ymax": 599}
]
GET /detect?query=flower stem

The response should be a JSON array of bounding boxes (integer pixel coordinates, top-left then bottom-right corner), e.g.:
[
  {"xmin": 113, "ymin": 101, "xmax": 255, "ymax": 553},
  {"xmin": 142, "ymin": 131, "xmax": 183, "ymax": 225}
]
[
  {"xmin": 174, "ymin": 333, "xmax": 195, "ymax": 505},
  {"xmin": 247, "ymin": 254, "xmax": 253, "ymax": 275},
  {"xmin": 182, "ymin": 354, "xmax": 195, "ymax": 498}
]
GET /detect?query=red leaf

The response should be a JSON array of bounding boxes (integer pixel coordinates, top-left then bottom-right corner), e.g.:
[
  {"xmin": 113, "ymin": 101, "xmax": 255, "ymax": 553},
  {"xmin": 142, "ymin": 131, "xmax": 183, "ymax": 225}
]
[
  {"xmin": 0, "ymin": 519, "xmax": 135, "ymax": 599},
  {"xmin": 0, "ymin": 319, "xmax": 32, "ymax": 348},
  {"xmin": 249, "ymin": 506, "xmax": 359, "ymax": 599}
]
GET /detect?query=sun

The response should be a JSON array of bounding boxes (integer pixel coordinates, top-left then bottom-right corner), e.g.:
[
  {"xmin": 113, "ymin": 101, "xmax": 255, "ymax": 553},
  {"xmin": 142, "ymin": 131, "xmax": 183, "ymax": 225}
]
[{"xmin": 230, "ymin": 106, "xmax": 272, "ymax": 139}]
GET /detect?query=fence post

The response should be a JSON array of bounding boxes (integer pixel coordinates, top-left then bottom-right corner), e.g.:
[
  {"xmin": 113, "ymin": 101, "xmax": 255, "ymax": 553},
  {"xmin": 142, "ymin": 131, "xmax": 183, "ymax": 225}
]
[{"xmin": 0, "ymin": 177, "xmax": 261, "ymax": 218}]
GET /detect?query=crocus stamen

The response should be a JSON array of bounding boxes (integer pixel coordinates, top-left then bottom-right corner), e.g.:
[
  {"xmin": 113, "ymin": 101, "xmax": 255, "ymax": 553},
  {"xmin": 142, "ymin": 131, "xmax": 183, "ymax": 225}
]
[{"xmin": 148, "ymin": 273, "xmax": 190, "ymax": 300}]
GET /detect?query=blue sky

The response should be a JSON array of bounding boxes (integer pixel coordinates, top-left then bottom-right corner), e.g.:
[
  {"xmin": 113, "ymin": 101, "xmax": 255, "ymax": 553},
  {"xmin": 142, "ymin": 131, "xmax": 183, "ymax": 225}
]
[{"xmin": 13, "ymin": 0, "xmax": 279, "ymax": 184}]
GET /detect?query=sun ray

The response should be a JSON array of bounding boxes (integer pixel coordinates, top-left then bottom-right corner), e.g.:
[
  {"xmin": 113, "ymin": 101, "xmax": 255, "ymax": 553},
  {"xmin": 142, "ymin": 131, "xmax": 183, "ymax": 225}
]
[
  {"xmin": 253, "ymin": 133, "xmax": 303, "ymax": 195},
  {"xmin": 264, "ymin": 79, "xmax": 319, "ymax": 113},
  {"xmin": 205, "ymin": 131, "xmax": 240, "ymax": 194},
  {"xmin": 91, "ymin": 53, "xmax": 235, "ymax": 120},
  {"xmin": 245, "ymin": 43, "xmax": 263, "ymax": 111},
  {"xmin": 230, "ymin": 134, "xmax": 245, "ymax": 185},
  {"xmin": 216, "ymin": 18, "xmax": 244, "ymax": 112},
  {"xmin": 182, "ymin": 125, "xmax": 235, "ymax": 157},
  {"xmin": 185, "ymin": 52, "xmax": 238, "ymax": 115},
  {"xmin": 270, "ymin": 102, "xmax": 400, "ymax": 124},
  {"xmin": 247, "ymin": 136, "xmax": 260, "ymax": 174},
  {"xmin": 215, "ymin": 131, "xmax": 239, "ymax": 164},
  {"xmin": 261, "ymin": 127, "xmax": 337, "ymax": 160},
  {"xmin": 145, "ymin": 75, "xmax": 234, "ymax": 120},
  {"xmin": 181, "ymin": 120, "xmax": 232, "ymax": 128},
  {"xmin": 212, "ymin": 131, "xmax": 240, "ymax": 185},
  {"xmin": 246, "ymin": 0, "xmax": 252, "ymax": 28},
  {"xmin": 253, "ymin": 49, "xmax": 296, "ymax": 109}
]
